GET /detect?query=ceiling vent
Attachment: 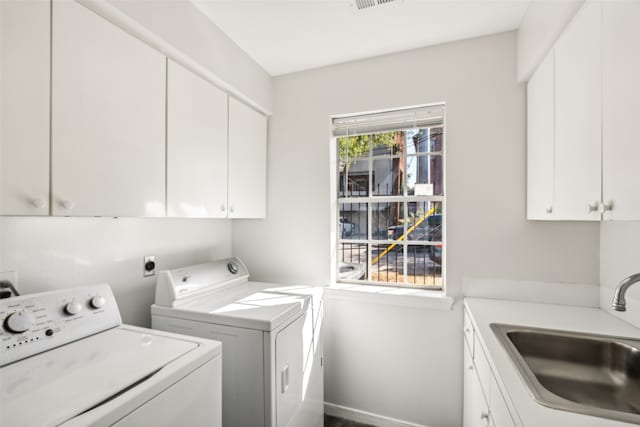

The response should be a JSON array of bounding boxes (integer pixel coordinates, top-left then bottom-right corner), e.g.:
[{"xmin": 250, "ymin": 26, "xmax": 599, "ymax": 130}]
[{"xmin": 353, "ymin": 0, "xmax": 399, "ymax": 11}]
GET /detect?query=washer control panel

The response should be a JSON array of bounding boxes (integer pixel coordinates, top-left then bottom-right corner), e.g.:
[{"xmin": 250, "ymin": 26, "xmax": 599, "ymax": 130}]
[{"xmin": 0, "ymin": 284, "xmax": 121, "ymax": 367}]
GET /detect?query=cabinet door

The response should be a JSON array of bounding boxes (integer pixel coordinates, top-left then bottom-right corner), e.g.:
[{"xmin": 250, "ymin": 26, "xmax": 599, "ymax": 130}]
[
  {"xmin": 602, "ymin": 1, "xmax": 640, "ymax": 220},
  {"xmin": 51, "ymin": 1, "xmax": 166, "ymax": 217},
  {"xmin": 463, "ymin": 344, "xmax": 490, "ymax": 427},
  {"xmin": 489, "ymin": 376, "xmax": 515, "ymax": 427},
  {"xmin": 275, "ymin": 315, "xmax": 305, "ymax": 427},
  {"xmin": 228, "ymin": 98, "xmax": 267, "ymax": 218},
  {"xmin": 554, "ymin": 1, "xmax": 602, "ymax": 221},
  {"xmin": 167, "ymin": 60, "xmax": 228, "ymax": 218},
  {"xmin": 526, "ymin": 51, "xmax": 555, "ymax": 220},
  {"xmin": 0, "ymin": 0, "xmax": 50, "ymax": 215}
]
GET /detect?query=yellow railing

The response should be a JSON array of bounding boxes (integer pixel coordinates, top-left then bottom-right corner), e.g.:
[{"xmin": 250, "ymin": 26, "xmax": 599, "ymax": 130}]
[{"xmin": 371, "ymin": 205, "xmax": 437, "ymax": 266}]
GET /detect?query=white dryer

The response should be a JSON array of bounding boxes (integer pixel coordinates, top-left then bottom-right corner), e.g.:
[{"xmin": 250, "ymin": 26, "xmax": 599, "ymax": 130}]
[
  {"xmin": 0, "ymin": 284, "xmax": 222, "ymax": 427},
  {"xmin": 151, "ymin": 257, "xmax": 324, "ymax": 427}
]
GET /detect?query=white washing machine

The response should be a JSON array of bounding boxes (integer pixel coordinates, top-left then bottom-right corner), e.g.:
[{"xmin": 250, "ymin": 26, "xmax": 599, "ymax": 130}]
[
  {"xmin": 0, "ymin": 284, "xmax": 222, "ymax": 427},
  {"xmin": 151, "ymin": 257, "xmax": 324, "ymax": 427}
]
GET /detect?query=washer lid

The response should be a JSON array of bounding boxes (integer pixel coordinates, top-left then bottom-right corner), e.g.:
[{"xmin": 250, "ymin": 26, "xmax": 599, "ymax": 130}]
[
  {"xmin": 154, "ymin": 283, "xmax": 310, "ymax": 331},
  {"xmin": 0, "ymin": 327, "xmax": 199, "ymax": 427}
]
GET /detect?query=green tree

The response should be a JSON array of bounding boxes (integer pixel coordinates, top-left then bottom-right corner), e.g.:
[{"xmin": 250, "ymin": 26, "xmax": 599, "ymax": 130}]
[{"xmin": 338, "ymin": 132, "xmax": 400, "ymax": 165}]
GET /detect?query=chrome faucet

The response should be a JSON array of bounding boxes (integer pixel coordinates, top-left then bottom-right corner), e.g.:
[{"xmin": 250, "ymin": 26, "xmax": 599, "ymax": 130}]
[{"xmin": 611, "ymin": 273, "xmax": 640, "ymax": 312}]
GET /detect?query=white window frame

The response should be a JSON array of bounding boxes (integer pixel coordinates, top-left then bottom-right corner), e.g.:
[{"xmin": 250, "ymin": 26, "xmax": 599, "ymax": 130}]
[{"xmin": 333, "ymin": 103, "xmax": 447, "ymax": 291}]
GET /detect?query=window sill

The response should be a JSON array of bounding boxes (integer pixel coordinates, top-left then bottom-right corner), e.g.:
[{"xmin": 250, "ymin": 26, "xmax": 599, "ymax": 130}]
[{"xmin": 326, "ymin": 283, "xmax": 455, "ymax": 310}]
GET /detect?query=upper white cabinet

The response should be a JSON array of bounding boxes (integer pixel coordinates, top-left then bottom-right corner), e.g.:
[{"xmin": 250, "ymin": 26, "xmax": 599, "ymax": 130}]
[
  {"xmin": 526, "ymin": 52, "xmax": 555, "ymax": 220},
  {"xmin": 167, "ymin": 60, "xmax": 228, "ymax": 218},
  {"xmin": 0, "ymin": 0, "xmax": 50, "ymax": 215},
  {"xmin": 228, "ymin": 98, "xmax": 267, "ymax": 219},
  {"xmin": 1, "ymin": 1, "xmax": 268, "ymax": 219},
  {"xmin": 602, "ymin": 1, "xmax": 640, "ymax": 221},
  {"xmin": 527, "ymin": 0, "xmax": 640, "ymax": 221},
  {"xmin": 553, "ymin": 0, "xmax": 602, "ymax": 221},
  {"xmin": 51, "ymin": 0, "xmax": 166, "ymax": 217}
]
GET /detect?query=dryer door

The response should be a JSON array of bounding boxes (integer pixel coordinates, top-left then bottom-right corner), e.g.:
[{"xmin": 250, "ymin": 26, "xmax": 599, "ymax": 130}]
[{"xmin": 275, "ymin": 314, "xmax": 305, "ymax": 427}]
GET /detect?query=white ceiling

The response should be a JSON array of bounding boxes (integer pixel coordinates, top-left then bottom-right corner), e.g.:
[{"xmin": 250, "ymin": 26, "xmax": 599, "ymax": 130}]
[{"xmin": 194, "ymin": 0, "xmax": 531, "ymax": 76}]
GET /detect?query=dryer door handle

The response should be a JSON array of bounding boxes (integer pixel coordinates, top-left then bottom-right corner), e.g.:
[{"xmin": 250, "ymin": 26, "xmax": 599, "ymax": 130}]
[{"xmin": 281, "ymin": 365, "xmax": 289, "ymax": 394}]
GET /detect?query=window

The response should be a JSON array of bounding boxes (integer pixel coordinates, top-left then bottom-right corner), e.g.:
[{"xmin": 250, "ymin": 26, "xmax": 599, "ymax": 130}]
[{"xmin": 334, "ymin": 105, "xmax": 445, "ymax": 289}]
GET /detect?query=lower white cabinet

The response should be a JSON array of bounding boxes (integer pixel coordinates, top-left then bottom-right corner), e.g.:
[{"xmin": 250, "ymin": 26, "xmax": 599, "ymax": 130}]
[
  {"xmin": 0, "ymin": 0, "xmax": 50, "ymax": 215},
  {"xmin": 464, "ymin": 343, "xmax": 490, "ymax": 427},
  {"xmin": 228, "ymin": 98, "xmax": 267, "ymax": 219},
  {"xmin": 167, "ymin": 59, "xmax": 228, "ymax": 218},
  {"xmin": 51, "ymin": 0, "xmax": 166, "ymax": 217},
  {"xmin": 490, "ymin": 376, "xmax": 515, "ymax": 427},
  {"xmin": 463, "ymin": 311, "xmax": 516, "ymax": 427}
]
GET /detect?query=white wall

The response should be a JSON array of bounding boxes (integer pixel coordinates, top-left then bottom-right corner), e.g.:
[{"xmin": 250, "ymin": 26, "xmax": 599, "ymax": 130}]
[
  {"xmin": 232, "ymin": 31, "xmax": 600, "ymax": 426},
  {"xmin": 517, "ymin": 0, "xmax": 584, "ymax": 82},
  {"xmin": 104, "ymin": 0, "xmax": 273, "ymax": 112},
  {"xmin": 0, "ymin": 217, "xmax": 231, "ymax": 327},
  {"xmin": 600, "ymin": 222, "xmax": 640, "ymax": 329}
]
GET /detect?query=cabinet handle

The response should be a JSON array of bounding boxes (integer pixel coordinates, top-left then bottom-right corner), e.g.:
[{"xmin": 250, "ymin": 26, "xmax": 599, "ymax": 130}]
[
  {"xmin": 229, "ymin": 205, "xmax": 234, "ymax": 214},
  {"xmin": 545, "ymin": 205, "xmax": 553, "ymax": 214},
  {"xmin": 600, "ymin": 201, "xmax": 613, "ymax": 214},
  {"xmin": 61, "ymin": 200, "xmax": 75, "ymax": 210},
  {"xmin": 220, "ymin": 204, "xmax": 226, "ymax": 212},
  {"xmin": 480, "ymin": 412, "xmax": 489, "ymax": 427},
  {"xmin": 587, "ymin": 202, "xmax": 599, "ymax": 214},
  {"xmin": 467, "ymin": 365, "xmax": 474, "ymax": 371},
  {"xmin": 281, "ymin": 364, "xmax": 289, "ymax": 394},
  {"xmin": 31, "ymin": 198, "xmax": 46, "ymax": 209}
]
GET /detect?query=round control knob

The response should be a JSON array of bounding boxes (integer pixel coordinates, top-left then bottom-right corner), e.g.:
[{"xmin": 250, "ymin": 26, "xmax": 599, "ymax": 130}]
[
  {"xmin": 4, "ymin": 310, "xmax": 34, "ymax": 334},
  {"xmin": 227, "ymin": 262, "xmax": 238, "ymax": 274},
  {"xmin": 64, "ymin": 300, "xmax": 82, "ymax": 315},
  {"xmin": 90, "ymin": 295, "xmax": 106, "ymax": 309}
]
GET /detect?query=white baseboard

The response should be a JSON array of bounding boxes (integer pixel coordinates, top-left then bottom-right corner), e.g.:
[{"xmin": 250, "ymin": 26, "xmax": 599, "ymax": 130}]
[{"xmin": 324, "ymin": 402, "xmax": 429, "ymax": 427}]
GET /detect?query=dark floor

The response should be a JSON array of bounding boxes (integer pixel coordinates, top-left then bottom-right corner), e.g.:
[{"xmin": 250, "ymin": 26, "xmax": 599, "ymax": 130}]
[{"xmin": 324, "ymin": 414, "xmax": 376, "ymax": 427}]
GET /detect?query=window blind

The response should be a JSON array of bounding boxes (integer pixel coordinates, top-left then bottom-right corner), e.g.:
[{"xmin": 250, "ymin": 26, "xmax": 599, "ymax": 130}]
[{"xmin": 332, "ymin": 104, "xmax": 444, "ymax": 137}]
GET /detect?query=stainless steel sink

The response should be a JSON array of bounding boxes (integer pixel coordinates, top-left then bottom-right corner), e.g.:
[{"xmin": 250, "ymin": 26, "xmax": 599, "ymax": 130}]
[{"xmin": 491, "ymin": 323, "xmax": 640, "ymax": 424}]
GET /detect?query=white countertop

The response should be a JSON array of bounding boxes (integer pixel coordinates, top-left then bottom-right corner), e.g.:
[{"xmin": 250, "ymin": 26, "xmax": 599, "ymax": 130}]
[{"xmin": 464, "ymin": 298, "xmax": 640, "ymax": 427}]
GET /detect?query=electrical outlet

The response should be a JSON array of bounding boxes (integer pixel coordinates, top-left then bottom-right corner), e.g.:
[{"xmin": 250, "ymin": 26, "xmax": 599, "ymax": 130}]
[{"xmin": 143, "ymin": 256, "xmax": 156, "ymax": 277}]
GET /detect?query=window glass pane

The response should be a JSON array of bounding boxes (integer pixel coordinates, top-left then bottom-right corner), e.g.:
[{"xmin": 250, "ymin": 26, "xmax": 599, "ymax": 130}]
[
  {"xmin": 407, "ymin": 244, "xmax": 442, "ymax": 288},
  {"xmin": 337, "ymin": 136, "xmax": 370, "ymax": 161},
  {"xmin": 371, "ymin": 201, "xmax": 403, "ymax": 240},
  {"xmin": 372, "ymin": 157, "xmax": 403, "ymax": 196},
  {"xmin": 371, "ymin": 243, "xmax": 404, "ymax": 284},
  {"xmin": 339, "ymin": 203, "xmax": 367, "ymax": 239},
  {"xmin": 370, "ymin": 131, "xmax": 404, "ymax": 156},
  {"xmin": 407, "ymin": 127, "xmax": 443, "ymax": 155},
  {"xmin": 406, "ymin": 155, "xmax": 443, "ymax": 196},
  {"xmin": 341, "ymin": 158, "xmax": 369, "ymax": 197},
  {"xmin": 338, "ymin": 243, "xmax": 367, "ymax": 281},
  {"xmin": 406, "ymin": 201, "xmax": 443, "ymax": 241}
]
